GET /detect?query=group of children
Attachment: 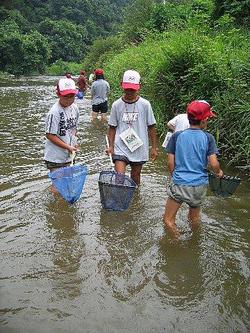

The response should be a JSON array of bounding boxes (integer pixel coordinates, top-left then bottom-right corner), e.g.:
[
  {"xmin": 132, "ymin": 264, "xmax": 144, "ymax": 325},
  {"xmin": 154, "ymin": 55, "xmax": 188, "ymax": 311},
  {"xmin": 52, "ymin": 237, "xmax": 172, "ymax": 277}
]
[
  {"xmin": 68, "ymin": 69, "xmax": 110, "ymax": 122},
  {"xmin": 44, "ymin": 70, "xmax": 223, "ymax": 238}
]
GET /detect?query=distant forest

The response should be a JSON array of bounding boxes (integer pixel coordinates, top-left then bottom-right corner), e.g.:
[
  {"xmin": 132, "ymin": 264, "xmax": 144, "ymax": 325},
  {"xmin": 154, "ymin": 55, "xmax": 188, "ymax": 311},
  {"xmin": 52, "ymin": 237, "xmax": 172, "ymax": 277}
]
[{"xmin": 0, "ymin": 0, "xmax": 132, "ymax": 74}]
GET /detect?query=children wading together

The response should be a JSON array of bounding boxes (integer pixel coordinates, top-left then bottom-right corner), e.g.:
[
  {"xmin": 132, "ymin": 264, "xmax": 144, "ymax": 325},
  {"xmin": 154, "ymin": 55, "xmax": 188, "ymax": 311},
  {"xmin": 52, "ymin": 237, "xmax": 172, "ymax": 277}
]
[{"xmin": 44, "ymin": 70, "xmax": 223, "ymax": 239}]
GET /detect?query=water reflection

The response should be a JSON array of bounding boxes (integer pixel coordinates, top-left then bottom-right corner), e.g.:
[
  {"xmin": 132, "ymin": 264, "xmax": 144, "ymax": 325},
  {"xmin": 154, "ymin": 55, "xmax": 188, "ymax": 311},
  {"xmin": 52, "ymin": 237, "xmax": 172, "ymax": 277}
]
[
  {"xmin": 97, "ymin": 191, "xmax": 158, "ymax": 301},
  {"xmin": 155, "ymin": 232, "xmax": 203, "ymax": 308},
  {"xmin": 45, "ymin": 197, "xmax": 85, "ymax": 300}
]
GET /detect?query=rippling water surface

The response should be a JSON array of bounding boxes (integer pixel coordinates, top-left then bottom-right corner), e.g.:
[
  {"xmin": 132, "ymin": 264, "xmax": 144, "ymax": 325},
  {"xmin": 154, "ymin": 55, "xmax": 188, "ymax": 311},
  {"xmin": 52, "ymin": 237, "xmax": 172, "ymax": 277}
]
[{"xmin": 0, "ymin": 76, "xmax": 249, "ymax": 333}]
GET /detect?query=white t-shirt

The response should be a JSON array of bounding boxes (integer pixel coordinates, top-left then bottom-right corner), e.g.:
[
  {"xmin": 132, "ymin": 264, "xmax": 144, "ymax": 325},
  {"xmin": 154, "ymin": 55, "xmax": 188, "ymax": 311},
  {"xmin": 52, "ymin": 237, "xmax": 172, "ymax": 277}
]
[
  {"xmin": 108, "ymin": 97, "xmax": 156, "ymax": 162},
  {"xmin": 44, "ymin": 101, "xmax": 79, "ymax": 163},
  {"xmin": 168, "ymin": 113, "xmax": 189, "ymax": 132}
]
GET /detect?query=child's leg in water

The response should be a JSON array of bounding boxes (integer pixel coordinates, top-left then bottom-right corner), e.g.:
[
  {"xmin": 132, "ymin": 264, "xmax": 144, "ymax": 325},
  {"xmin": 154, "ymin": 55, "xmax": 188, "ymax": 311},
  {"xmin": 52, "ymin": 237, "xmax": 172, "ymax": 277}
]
[
  {"xmin": 114, "ymin": 160, "xmax": 126, "ymax": 184},
  {"xmin": 188, "ymin": 206, "xmax": 201, "ymax": 231},
  {"xmin": 163, "ymin": 197, "xmax": 182, "ymax": 239},
  {"xmin": 130, "ymin": 164, "xmax": 143, "ymax": 186}
]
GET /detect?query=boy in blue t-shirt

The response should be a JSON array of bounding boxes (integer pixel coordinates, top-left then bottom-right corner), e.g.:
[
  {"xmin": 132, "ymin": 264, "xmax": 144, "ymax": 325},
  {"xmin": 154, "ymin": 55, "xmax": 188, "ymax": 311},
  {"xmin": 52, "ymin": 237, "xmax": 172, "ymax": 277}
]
[{"xmin": 164, "ymin": 100, "xmax": 223, "ymax": 238}]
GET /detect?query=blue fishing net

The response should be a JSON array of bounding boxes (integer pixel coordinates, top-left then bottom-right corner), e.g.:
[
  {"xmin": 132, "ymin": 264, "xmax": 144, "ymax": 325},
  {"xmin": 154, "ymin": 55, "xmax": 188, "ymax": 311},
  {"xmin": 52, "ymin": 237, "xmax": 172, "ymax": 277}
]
[
  {"xmin": 98, "ymin": 171, "xmax": 137, "ymax": 211},
  {"xmin": 208, "ymin": 172, "xmax": 241, "ymax": 197},
  {"xmin": 76, "ymin": 91, "xmax": 84, "ymax": 99},
  {"xmin": 49, "ymin": 164, "xmax": 88, "ymax": 204}
]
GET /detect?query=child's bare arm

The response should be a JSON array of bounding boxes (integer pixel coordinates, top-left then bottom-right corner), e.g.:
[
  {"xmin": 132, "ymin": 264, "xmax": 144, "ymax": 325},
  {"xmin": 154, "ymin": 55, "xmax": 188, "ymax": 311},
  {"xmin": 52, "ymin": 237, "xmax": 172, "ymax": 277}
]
[
  {"xmin": 106, "ymin": 126, "xmax": 116, "ymax": 155},
  {"xmin": 148, "ymin": 125, "xmax": 158, "ymax": 161},
  {"xmin": 208, "ymin": 154, "xmax": 223, "ymax": 177},
  {"xmin": 46, "ymin": 133, "xmax": 76, "ymax": 153},
  {"xmin": 167, "ymin": 153, "xmax": 175, "ymax": 176}
]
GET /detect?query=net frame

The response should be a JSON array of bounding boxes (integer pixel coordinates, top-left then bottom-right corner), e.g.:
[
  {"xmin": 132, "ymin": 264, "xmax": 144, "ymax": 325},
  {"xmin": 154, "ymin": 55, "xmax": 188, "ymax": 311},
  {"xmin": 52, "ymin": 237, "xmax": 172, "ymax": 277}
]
[
  {"xmin": 208, "ymin": 172, "xmax": 241, "ymax": 197},
  {"xmin": 98, "ymin": 170, "xmax": 137, "ymax": 211}
]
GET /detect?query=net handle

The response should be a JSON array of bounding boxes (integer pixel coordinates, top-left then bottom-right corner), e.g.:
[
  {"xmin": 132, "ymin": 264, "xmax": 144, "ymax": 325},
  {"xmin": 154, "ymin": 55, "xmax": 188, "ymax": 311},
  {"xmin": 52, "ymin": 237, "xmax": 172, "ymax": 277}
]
[
  {"xmin": 106, "ymin": 135, "xmax": 114, "ymax": 168},
  {"xmin": 70, "ymin": 151, "xmax": 76, "ymax": 167}
]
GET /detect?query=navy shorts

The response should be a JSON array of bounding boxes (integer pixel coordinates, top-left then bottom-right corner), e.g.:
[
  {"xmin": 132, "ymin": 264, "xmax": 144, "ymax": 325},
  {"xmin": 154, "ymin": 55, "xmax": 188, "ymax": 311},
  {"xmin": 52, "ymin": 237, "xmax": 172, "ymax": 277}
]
[
  {"xmin": 92, "ymin": 101, "xmax": 108, "ymax": 113},
  {"xmin": 112, "ymin": 154, "xmax": 146, "ymax": 166}
]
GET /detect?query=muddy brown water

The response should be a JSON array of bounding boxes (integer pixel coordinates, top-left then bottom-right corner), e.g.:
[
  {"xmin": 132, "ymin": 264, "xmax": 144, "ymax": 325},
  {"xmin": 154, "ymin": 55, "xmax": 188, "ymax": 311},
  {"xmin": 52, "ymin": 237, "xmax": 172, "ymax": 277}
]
[{"xmin": 0, "ymin": 76, "xmax": 249, "ymax": 333}]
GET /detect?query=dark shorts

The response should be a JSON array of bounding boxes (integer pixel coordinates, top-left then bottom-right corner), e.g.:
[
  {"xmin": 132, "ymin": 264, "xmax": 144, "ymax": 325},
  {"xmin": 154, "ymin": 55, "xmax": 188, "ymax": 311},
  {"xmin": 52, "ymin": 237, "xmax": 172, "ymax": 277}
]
[
  {"xmin": 92, "ymin": 101, "xmax": 108, "ymax": 113},
  {"xmin": 44, "ymin": 160, "xmax": 71, "ymax": 171},
  {"xmin": 168, "ymin": 182, "xmax": 207, "ymax": 208},
  {"xmin": 112, "ymin": 154, "xmax": 146, "ymax": 166}
]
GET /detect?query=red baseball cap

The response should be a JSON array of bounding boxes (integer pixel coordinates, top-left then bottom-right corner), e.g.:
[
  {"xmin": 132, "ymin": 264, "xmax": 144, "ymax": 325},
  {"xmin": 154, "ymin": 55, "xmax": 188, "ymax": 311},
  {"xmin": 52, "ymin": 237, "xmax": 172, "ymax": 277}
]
[
  {"xmin": 95, "ymin": 68, "xmax": 104, "ymax": 75},
  {"xmin": 187, "ymin": 100, "xmax": 215, "ymax": 121}
]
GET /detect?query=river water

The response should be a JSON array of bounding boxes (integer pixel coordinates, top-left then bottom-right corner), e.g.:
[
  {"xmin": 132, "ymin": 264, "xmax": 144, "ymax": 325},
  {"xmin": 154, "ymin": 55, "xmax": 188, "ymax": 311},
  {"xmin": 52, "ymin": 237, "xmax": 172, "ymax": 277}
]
[{"xmin": 0, "ymin": 76, "xmax": 249, "ymax": 333}]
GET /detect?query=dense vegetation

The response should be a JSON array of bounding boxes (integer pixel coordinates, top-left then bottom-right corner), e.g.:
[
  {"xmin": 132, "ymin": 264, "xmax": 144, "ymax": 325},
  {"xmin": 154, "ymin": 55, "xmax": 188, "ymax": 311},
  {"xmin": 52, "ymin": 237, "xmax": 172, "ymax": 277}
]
[
  {"xmin": 0, "ymin": 0, "xmax": 249, "ymax": 165},
  {"xmin": 0, "ymin": 0, "xmax": 131, "ymax": 75},
  {"xmin": 83, "ymin": 0, "xmax": 250, "ymax": 166}
]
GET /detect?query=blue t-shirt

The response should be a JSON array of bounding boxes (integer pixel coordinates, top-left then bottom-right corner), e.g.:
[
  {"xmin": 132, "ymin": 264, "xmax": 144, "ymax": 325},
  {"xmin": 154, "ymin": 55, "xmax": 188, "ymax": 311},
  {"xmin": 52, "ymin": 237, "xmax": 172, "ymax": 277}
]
[{"xmin": 166, "ymin": 128, "xmax": 218, "ymax": 186}]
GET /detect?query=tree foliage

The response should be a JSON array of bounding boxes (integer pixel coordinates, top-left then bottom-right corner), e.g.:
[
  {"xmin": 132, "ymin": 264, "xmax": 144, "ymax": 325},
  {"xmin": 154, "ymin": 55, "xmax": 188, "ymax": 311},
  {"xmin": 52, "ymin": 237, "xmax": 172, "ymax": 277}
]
[
  {"xmin": 0, "ymin": 18, "xmax": 50, "ymax": 75},
  {"xmin": 38, "ymin": 19, "xmax": 86, "ymax": 63},
  {"xmin": 213, "ymin": 0, "xmax": 250, "ymax": 26},
  {"xmin": 0, "ymin": 0, "xmax": 132, "ymax": 74}
]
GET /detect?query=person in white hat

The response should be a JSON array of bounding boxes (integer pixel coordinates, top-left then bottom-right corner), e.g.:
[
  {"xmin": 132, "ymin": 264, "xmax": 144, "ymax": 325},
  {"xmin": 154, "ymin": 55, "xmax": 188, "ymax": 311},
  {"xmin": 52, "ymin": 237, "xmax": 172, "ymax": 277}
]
[
  {"xmin": 44, "ymin": 78, "xmax": 79, "ymax": 193},
  {"xmin": 106, "ymin": 70, "xmax": 158, "ymax": 185}
]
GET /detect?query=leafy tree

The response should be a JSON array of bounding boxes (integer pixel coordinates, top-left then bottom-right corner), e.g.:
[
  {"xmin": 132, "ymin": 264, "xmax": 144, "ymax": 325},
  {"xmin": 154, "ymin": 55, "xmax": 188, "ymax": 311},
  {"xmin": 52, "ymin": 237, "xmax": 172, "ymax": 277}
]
[
  {"xmin": 121, "ymin": 0, "xmax": 155, "ymax": 43},
  {"xmin": 0, "ymin": 19, "xmax": 51, "ymax": 75},
  {"xmin": 0, "ymin": 8, "xmax": 30, "ymax": 32},
  {"xmin": 38, "ymin": 18, "xmax": 87, "ymax": 63},
  {"xmin": 0, "ymin": 0, "xmax": 133, "ymax": 73},
  {"xmin": 213, "ymin": 0, "xmax": 250, "ymax": 26},
  {"xmin": 83, "ymin": 34, "xmax": 124, "ymax": 70},
  {"xmin": 22, "ymin": 31, "xmax": 51, "ymax": 74}
]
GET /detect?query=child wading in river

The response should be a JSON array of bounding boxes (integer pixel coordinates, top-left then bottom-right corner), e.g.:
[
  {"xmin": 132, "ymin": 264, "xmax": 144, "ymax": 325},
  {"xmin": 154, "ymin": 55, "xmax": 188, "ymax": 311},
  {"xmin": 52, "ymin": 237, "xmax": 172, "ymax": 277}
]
[
  {"xmin": 44, "ymin": 78, "xmax": 79, "ymax": 193},
  {"xmin": 164, "ymin": 100, "xmax": 223, "ymax": 238},
  {"xmin": 106, "ymin": 70, "xmax": 158, "ymax": 185}
]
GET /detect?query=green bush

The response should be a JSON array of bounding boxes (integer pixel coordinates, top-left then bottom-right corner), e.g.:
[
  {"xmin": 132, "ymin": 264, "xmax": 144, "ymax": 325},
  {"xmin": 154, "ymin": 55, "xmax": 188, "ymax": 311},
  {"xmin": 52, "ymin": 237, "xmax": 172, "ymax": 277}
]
[
  {"xmin": 102, "ymin": 28, "xmax": 250, "ymax": 164},
  {"xmin": 46, "ymin": 59, "xmax": 83, "ymax": 76},
  {"xmin": 83, "ymin": 35, "xmax": 125, "ymax": 72}
]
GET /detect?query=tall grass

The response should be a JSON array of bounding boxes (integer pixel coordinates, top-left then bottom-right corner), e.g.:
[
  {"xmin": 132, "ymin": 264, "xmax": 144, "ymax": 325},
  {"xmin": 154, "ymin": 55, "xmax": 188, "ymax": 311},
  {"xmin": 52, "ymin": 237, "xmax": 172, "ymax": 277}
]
[{"xmin": 102, "ymin": 28, "xmax": 250, "ymax": 165}]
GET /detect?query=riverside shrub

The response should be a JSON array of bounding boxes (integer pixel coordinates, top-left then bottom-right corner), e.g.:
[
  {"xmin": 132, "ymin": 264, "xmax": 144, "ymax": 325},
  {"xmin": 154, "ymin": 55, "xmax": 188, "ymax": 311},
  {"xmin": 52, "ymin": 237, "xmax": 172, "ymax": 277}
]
[{"xmin": 103, "ymin": 28, "xmax": 249, "ymax": 164}]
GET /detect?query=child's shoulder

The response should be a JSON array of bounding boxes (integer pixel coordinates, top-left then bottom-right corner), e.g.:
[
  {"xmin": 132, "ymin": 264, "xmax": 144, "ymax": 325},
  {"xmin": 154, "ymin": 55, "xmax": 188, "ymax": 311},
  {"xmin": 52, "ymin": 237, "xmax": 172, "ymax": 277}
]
[
  {"xmin": 49, "ymin": 101, "xmax": 60, "ymax": 114},
  {"xmin": 112, "ymin": 97, "xmax": 123, "ymax": 107},
  {"xmin": 138, "ymin": 96, "xmax": 150, "ymax": 104},
  {"xmin": 203, "ymin": 130, "xmax": 216, "ymax": 142}
]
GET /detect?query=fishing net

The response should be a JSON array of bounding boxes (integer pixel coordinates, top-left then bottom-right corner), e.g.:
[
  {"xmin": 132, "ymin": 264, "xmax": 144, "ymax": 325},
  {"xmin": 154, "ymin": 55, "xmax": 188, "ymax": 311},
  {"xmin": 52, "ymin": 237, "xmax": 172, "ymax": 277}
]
[
  {"xmin": 49, "ymin": 164, "xmax": 88, "ymax": 204},
  {"xmin": 208, "ymin": 172, "xmax": 241, "ymax": 197},
  {"xmin": 98, "ymin": 171, "xmax": 137, "ymax": 211},
  {"xmin": 76, "ymin": 91, "xmax": 84, "ymax": 99}
]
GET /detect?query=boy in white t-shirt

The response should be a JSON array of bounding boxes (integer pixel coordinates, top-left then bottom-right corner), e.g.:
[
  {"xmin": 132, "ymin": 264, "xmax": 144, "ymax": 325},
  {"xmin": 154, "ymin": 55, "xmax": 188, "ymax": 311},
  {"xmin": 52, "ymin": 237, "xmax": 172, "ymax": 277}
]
[
  {"xmin": 44, "ymin": 78, "xmax": 79, "ymax": 192},
  {"xmin": 167, "ymin": 113, "xmax": 189, "ymax": 132},
  {"xmin": 106, "ymin": 70, "xmax": 158, "ymax": 185},
  {"xmin": 162, "ymin": 112, "xmax": 190, "ymax": 148}
]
